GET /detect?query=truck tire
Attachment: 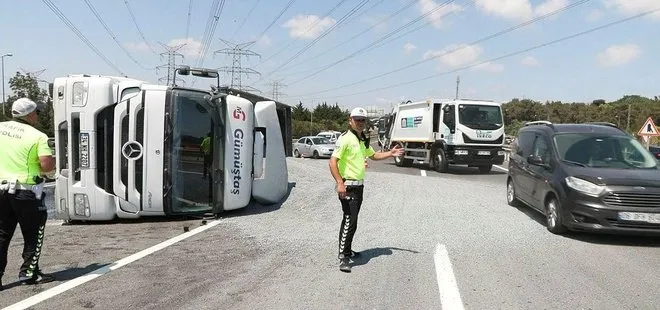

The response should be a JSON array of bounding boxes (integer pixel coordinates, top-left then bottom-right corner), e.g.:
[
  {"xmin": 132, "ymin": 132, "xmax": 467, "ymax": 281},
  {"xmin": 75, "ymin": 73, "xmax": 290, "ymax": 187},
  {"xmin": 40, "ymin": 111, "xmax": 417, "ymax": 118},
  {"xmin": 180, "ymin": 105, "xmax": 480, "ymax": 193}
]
[
  {"xmin": 478, "ymin": 164, "xmax": 492, "ymax": 174},
  {"xmin": 433, "ymin": 148, "xmax": 449, "ymax": 173},
  {"xmin": 393, "ymin": 142, "xmax": 412, "ymax": 167}
]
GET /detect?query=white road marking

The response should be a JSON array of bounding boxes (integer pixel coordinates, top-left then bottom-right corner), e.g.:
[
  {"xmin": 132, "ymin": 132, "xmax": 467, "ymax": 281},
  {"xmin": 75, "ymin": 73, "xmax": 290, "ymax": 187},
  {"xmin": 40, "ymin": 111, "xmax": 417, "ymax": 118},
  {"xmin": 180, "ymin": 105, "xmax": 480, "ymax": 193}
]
[
  {"xmin": 421, "ymin": 170, "xmax": 427, "ymax": 177},
  {"xmin": 3, "ymin": 220, "xmax": 222, "ymax": 310},
  {"xmin": 493, "ymin": 165, "xmax": 508, "ymax": 172},
  {"xmin": 434, "ymin": 244, "xmax": 465, "ymax": 310}
]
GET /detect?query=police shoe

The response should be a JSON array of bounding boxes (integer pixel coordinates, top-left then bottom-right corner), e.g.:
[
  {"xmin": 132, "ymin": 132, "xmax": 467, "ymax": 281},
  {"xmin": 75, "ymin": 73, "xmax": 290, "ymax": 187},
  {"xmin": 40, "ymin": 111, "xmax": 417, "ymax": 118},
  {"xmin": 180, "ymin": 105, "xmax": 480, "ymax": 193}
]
[
  {"xmin": 339, "ymin": 258, "xmax": 351, "ymax": 273},
  {"xmin": 19, "ymin": 271, "xmax": 55, "ymax": 285}
]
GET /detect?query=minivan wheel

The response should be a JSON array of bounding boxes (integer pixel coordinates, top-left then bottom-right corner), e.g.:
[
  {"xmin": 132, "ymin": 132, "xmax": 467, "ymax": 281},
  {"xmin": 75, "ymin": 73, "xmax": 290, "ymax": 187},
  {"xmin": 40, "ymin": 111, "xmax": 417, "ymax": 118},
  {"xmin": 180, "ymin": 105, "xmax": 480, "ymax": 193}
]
[
  {"xmin": 506, "ymin": 178, "xmax": 518, "ymax": 206},
  {"xmin": 545, "ymin": 198, "xmax": 567, "ymax": 234}
]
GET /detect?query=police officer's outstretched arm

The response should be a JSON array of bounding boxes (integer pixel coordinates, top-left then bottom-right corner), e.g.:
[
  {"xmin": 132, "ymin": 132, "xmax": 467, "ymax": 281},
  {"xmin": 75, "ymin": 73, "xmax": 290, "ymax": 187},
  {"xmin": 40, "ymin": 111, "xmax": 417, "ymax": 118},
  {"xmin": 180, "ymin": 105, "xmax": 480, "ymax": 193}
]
[{"xmin": 368, "ymin": 144, "xmax": 403, "ymax": 160}]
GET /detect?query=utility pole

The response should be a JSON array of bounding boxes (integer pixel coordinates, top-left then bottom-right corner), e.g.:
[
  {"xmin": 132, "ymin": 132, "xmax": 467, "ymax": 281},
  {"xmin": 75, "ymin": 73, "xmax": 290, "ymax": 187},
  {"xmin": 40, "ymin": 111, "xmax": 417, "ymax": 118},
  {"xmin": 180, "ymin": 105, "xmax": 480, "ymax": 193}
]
[
  {"xmin": 627, "ymin": 103, "xmax": 631, "ymax": 132},
  {"xmin": 2, "ymin": 53, "xmax": 13, "ymax": 115},
  {"xmin": 157, "ymin": 43, "xmax": 185, "ymax": 86},
  {"xmin": 214, "ymin": 39, "xmax": 261, "ymax": 93},
  {"xmin": 268, "ymin": 80, "xmax": 286, "ymax": 101},
  {"xmin": 455, "ymin": 75, "xmax": 460, "ymax": 100}
]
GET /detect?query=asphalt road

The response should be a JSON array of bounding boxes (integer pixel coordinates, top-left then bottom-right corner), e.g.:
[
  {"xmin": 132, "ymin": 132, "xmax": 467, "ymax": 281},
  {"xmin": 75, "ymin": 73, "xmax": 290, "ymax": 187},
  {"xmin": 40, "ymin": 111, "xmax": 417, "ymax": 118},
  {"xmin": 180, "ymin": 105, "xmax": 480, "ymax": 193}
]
[{"xmin": 0, "ymin": 156, "xmax": 658, "ymax": 310}]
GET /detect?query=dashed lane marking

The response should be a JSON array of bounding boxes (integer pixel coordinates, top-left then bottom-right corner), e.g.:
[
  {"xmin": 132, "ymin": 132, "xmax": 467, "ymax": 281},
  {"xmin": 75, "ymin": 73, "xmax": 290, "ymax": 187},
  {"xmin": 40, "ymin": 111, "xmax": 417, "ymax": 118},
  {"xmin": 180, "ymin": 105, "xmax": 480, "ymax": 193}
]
[
  {"xmin": 421, "ymin": 170, "xmax": 427, "ymax": 177},
  {"xmin": 434, "ymin": 244, "xmax": 465, "ymax": 310},
  {"xmin": 493, "ymin": 165, "xmax": 509, "ymax": 172}
]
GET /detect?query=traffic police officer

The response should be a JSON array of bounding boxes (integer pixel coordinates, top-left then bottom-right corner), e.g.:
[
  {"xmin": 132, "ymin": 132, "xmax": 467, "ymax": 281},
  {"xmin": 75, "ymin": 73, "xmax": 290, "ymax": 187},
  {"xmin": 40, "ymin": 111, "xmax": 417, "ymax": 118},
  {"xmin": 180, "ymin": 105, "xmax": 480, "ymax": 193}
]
[
  {"xmin": 328, "ymin": 107, "xmax": 403, "ymax": 273},
  {"xmin": 0, "ymin": 98, "xmax": 56, "ymax": 289}
]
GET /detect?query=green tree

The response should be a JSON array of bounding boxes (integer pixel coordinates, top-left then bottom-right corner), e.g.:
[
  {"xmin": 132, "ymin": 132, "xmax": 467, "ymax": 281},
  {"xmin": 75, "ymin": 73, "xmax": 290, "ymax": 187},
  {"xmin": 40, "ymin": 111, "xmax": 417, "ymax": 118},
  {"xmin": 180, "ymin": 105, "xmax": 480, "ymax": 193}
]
[{"xmin": 1, "ymin": 72, "xmax": 53, "ymax": 136}]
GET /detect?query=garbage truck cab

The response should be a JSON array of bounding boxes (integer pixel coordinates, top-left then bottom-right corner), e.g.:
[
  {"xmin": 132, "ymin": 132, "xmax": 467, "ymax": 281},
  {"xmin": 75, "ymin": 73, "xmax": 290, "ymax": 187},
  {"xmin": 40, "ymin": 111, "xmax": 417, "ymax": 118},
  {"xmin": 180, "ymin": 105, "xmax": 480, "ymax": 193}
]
[
  {"xmin": 382, "ymin": 98, "xmax": 506, "ymax": 173},
  {"xmin": 50, "ymin": 66, "xmax": 289, "ymax": 222}
]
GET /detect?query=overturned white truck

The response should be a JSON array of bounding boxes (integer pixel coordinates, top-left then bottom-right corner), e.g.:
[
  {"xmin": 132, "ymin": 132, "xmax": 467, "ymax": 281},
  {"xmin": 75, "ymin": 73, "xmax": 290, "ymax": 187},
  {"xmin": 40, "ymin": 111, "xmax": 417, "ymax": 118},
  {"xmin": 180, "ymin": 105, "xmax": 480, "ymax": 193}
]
[
  {"xmin": 50, "ymin": 67, "xmax": 289, "ymax": 222},
  {"xmin": 380, "ymin": 99, "xmax": 506, "ymax": 173}
]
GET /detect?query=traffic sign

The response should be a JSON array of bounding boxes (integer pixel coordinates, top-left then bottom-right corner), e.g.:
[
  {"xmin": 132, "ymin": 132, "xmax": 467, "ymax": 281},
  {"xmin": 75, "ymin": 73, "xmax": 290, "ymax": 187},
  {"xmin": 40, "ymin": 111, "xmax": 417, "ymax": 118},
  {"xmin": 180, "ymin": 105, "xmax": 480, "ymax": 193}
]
[{"xmin": 637, "ymin": 117, "xmax": 660, "ymax": 136}]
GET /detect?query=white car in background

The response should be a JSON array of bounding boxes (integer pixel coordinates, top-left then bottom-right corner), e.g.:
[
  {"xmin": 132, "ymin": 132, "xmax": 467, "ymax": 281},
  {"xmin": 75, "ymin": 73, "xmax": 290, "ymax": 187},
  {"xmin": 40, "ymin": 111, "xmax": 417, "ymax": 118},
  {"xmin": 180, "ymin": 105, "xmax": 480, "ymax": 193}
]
[
  {"xmin": 316, "ymin": 130, "xmax": 342, "ymax": 143},
  {"xmin": 293, "ymin": 136, "xmax": 336, "ymax": 159}
]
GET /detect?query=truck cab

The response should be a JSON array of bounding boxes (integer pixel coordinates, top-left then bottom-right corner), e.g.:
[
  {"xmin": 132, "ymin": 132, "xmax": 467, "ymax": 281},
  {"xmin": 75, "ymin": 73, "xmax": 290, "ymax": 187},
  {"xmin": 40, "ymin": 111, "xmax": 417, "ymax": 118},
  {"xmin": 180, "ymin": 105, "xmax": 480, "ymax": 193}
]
[
  {"xmin": 50, "ymin": 67, "xmax": 289, "ymax": 222},
  {"xmin": 382, "ymin": 98, "xmax": 506, "ymax": 173}
]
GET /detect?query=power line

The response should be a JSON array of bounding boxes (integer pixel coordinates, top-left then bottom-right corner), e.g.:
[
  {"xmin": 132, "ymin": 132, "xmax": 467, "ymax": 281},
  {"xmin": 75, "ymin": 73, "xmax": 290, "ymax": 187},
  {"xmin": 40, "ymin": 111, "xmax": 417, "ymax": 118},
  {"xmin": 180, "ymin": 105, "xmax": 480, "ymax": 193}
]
[
  {"xmin": 286, "ymin": 7, "xmax": 660, "ymax": 101},
  {"xmin": 41, "ymin": 0, "xmax": 124, "ymax": 76},
  {"xmin": 185, "ymin": 0, "xmax": 193, "ymax": 38},
  {"xmin": 282, "ymin": 0, "xmax": 461, "ymax": 84},
  {"xmin": 293, "ymin": 0, "xmax": 590, "ymax": 97},
  {"xmin": 157, "ymin": 43, "xmax": 186, "ymax": 86},
  {"xmin": 214, "ymin": 39, "xmax": 261, "ymax": 93},
  {"xmin": 277, "ymin": 0, "xmax": 415, "ymax": 74},
  {"xmin": 258, "ymin": 0, "xmax": 350, "ymax": 66},
  {"xmin": 83, "ymin": 0, "xmax": 152, "ymax": 71},
  {"xmin": 123, "ymin": 0, "xmax": 157, "ymax": 55},
  {"xmin": 231, "ymin": 0, "xmax": 262, "ymax": 40},
  {"xmin": 256, "ymin": 0, "xmax": 298, "ymax": 40},
  {"xmin": 258, "ymin": 0, "xmax": 372, "ymax": 82},
  {"xmin": 192, "ymin": 0, "xmax": 227, "ymax": 86}
]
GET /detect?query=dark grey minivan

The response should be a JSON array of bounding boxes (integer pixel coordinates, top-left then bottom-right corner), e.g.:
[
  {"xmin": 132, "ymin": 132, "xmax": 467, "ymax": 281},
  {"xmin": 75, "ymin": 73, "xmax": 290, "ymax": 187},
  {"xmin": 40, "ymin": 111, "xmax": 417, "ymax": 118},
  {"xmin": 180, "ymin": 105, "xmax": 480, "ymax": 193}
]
[{"xmin": 506, "ymin": 121, "xmax": 660, "ymax": 236}]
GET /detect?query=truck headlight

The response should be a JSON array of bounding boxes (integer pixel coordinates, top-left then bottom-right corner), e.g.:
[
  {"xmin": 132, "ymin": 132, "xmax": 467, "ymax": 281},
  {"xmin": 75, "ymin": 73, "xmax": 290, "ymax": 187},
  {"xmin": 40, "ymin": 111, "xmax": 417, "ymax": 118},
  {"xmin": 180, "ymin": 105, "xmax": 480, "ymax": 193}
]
[
  {"xmin": 73, "ymin": 193, "xmax": 91, "ymax": 217},
  {"xmin": 565, "ymin": 176, "xmax": 605, "ymax": 197},
  {"xmin": 72, "ymin": 82, "xmax": 88, "ymax": 106}
]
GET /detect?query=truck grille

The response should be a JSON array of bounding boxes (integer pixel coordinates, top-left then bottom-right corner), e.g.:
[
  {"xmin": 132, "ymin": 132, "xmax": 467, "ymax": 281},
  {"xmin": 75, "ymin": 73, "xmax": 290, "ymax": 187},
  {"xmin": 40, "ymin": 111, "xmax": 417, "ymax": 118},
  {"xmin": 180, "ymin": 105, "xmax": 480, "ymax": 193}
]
[
  {"xmin": 462, "ymin": 133, "xmax": 503, "ymax": 144},
  {"xmin": 603, "ymin": 192, "xmax": 660, "ymax": 208}
]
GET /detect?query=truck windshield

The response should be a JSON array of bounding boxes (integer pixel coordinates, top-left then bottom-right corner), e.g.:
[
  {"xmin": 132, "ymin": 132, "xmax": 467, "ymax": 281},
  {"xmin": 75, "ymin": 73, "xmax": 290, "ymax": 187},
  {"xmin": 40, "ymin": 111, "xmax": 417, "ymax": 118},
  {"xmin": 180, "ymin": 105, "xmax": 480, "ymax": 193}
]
[
  {"xmin": 168, "ymin": 89, "xmax": 217, "ymax": 213},
  {"xmin": 458, "ymin": 104, "xmax": 503, "ymax": 130}
]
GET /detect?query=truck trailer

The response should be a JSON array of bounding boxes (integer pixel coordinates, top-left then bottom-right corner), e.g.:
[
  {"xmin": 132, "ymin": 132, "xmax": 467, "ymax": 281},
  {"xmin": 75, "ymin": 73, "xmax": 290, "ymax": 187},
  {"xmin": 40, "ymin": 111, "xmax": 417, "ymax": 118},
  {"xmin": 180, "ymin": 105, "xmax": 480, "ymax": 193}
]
[
  {"xmin": 50, "ymin": 66, "xmax": 289, "ymax": 222},
  {"xmin": 380, "ymin": 98, "xmax": 506, "ymax": 173}
]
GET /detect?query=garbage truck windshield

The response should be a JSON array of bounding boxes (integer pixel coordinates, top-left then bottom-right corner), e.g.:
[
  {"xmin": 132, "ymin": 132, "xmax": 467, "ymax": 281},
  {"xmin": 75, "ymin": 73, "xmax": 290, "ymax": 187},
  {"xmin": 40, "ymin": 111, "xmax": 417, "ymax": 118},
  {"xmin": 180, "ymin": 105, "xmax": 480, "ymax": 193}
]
[
  {"xmin": 165, "ymin": 89, "xmax": 220, "ymax": 214},
  {"xmin": 458, "ymin": 104, "xmax": 503, "ymax": 130}
]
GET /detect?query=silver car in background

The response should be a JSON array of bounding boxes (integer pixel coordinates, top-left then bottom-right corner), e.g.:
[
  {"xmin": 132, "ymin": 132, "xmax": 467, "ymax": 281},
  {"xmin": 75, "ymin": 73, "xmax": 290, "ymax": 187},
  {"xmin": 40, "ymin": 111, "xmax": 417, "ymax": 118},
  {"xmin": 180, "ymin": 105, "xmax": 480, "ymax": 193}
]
[{"xmin": 293, "ymin": 136, "xmax": 336, "ymax": 159}]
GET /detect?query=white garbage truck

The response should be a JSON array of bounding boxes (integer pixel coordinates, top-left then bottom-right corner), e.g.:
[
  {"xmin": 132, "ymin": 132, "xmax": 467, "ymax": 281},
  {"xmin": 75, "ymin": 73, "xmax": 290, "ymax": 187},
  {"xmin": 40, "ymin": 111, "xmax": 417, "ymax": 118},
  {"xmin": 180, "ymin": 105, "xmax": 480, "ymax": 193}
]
[
  {"xmin": 380, "ymin": 98, "xmax": 506, "ymax": 173},
  {"xmin": 50, "ymin": 66, "xmax": 289, "ymax": 222}
]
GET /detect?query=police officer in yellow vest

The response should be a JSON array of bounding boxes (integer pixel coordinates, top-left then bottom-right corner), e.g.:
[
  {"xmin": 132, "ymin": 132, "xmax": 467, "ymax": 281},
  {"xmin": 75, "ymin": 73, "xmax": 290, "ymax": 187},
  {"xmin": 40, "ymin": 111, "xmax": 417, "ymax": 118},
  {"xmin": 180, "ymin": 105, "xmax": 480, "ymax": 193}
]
[
  {"xmin": 328, "ymin": 107, "xmax": 403, "ymax": 273},
  {"xmin": 0, "ymin": 98, "xmax": 56, "ymax": 289}
]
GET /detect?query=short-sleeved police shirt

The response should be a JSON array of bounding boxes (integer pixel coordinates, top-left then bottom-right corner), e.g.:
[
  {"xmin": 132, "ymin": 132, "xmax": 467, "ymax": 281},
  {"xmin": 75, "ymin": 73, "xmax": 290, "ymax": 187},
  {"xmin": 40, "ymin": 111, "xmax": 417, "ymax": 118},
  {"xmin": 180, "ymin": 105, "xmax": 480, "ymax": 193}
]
[
  {"xmin": 0, "ymin": 120, "xmax": 52, "ymax": 185},
  {"xmin": 331, "ymin": 130, "xmax": 375, "ymax": 181}
]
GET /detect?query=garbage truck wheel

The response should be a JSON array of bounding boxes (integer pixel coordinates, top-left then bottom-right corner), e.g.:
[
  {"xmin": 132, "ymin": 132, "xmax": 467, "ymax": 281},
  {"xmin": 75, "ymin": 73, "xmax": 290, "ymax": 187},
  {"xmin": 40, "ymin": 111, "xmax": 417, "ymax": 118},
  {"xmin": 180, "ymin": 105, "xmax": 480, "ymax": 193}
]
[{"xmin": 433, "ymin": 148, "xmax": 449, "ymax": 173}]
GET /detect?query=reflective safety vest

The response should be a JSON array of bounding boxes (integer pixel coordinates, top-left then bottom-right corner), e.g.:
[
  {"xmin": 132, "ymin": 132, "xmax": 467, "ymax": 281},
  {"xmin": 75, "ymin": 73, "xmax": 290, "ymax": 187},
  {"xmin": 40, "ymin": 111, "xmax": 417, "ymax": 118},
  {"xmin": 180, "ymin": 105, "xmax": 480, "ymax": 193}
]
[{"xmin": 0, "ymin": 120, "xmax": 52, "ymax": 185}]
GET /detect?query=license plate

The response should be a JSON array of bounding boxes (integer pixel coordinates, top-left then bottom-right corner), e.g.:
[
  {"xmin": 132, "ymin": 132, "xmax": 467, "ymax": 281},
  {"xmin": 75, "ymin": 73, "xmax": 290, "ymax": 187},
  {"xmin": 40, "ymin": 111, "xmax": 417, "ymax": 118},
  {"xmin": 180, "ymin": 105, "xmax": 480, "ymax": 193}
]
[
  {"xmin": 617, "ymin": 212, "xmax": 660, "ymax": 224},
  {"xmin": 79, "ymin": 132, "xmax": 90, "ymax": 168},
  {"xmin": 477, "ymin": 151, "xmax": 490, "ymax": 156}
]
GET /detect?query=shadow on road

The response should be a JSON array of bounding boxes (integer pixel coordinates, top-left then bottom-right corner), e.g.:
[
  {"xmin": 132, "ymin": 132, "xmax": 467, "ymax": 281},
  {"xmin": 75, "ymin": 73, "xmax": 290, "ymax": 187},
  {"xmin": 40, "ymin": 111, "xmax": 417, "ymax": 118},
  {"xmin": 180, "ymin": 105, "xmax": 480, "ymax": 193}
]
[
  {"xmin": 381, "ymin": 162, "xmax": 507, "ymax": 175},
  {"xmin": 59, "ymin": 182, "xmax": 297, "ymax": 225},
  {"xmin": 1, "ymin": 263, "xmax": 109, "ymax": 290},
  {"xmin": 511, "ymin": 203, "xmax": 660, "ymax": 247},
  {"xmin": 221, "ymin": 182, "xmax": 297, "ymax": 218},
  {"xmin": 350, "ymin": 247, "xmax": 420, "ymax": 267},
  {"xmin": 563, "ymin": 232, "xmax": 660, "ymax": 247}
]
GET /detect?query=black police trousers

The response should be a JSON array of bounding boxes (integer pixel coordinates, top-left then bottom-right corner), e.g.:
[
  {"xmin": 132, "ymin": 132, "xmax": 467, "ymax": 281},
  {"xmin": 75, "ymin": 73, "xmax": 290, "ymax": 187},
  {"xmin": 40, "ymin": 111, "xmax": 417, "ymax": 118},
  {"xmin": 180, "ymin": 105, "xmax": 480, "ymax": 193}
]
[
  {"xmin": 338, "ymin": 185, "xmax": 364, "ymax": 259},
  {"xmin": 0, "ymin": 189, "xmax": 48, "ymax": 279}
]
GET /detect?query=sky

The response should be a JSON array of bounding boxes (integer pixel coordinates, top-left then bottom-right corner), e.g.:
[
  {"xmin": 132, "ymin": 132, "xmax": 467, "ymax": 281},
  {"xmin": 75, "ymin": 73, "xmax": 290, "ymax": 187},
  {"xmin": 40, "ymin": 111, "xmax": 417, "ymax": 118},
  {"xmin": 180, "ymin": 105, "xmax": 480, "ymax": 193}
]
[{"xmin": 0, "ymin": 0, "xmax": 658, "ymax": 112}]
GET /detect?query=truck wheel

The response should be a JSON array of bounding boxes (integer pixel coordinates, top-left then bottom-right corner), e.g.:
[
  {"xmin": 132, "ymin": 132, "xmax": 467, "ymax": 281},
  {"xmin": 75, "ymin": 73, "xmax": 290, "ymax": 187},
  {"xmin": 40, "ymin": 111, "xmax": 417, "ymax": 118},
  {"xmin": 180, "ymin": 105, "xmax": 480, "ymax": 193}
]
[
  {"xmin": 434, "ymin": 148, "xmax": 449, "ymax": 173},
  {"xmin": 478, "ymin": 165, "xmax": 492, "ymax": 174},
  {"xmin": 393, "ymin": 143, "xmax": 412, "ymax": 167}
]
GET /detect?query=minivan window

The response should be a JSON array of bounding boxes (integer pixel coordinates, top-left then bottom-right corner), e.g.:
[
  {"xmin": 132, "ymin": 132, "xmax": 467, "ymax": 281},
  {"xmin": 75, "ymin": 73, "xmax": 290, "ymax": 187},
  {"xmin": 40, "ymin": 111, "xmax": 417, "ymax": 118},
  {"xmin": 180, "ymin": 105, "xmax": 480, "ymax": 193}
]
[
  {"xmin": 515, "ymin": 131, "xmax": 535, "ymax": 156},
  {"xmin": 532, "ymin": 135, "xmax": 551, "ymax": 163},
  {"xmin": 554, "ymin": 133, "xmax": 657, "ymax": 169}
]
